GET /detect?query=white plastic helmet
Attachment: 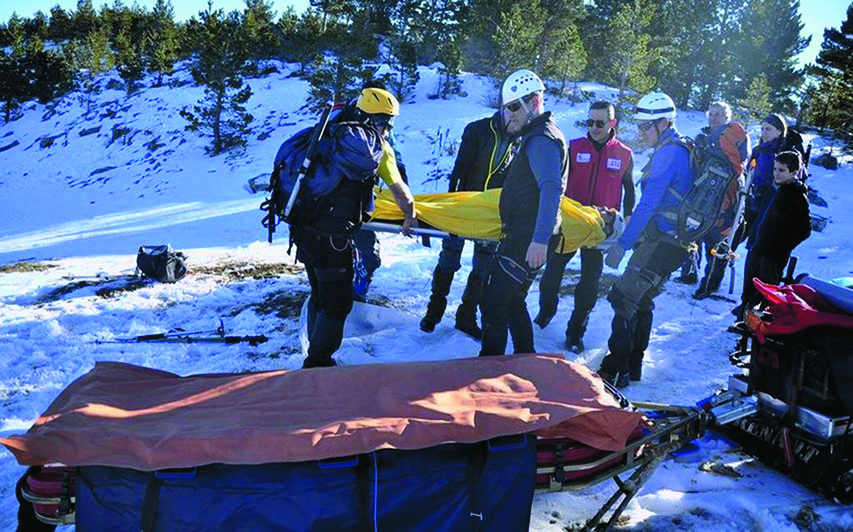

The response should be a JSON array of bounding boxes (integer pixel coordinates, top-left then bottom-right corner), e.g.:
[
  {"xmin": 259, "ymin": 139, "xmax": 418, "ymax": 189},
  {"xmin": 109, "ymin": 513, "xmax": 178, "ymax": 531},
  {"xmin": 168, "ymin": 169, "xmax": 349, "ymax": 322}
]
[
  {"xmin": 634, "ymin": 92, "xmax": 677, "ymax": 121},
  {"xmin": 501, "ymin": 69, "xmax": 545, "ymax": 106}
]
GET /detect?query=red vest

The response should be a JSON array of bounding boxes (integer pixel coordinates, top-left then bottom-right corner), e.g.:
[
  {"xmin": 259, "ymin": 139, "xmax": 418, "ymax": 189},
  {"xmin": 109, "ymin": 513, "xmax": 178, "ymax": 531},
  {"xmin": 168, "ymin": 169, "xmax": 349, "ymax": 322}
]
[{"xmin": 565, "ymin": 136, "xmax": 632, "ymax": 210}]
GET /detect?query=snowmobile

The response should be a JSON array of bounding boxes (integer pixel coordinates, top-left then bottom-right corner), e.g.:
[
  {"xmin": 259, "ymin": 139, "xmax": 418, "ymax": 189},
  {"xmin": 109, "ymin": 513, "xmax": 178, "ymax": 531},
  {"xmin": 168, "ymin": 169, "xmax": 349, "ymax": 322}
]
[{"xmin": 703, "ymin": 271, "xmax": 853, "ymax": 505}]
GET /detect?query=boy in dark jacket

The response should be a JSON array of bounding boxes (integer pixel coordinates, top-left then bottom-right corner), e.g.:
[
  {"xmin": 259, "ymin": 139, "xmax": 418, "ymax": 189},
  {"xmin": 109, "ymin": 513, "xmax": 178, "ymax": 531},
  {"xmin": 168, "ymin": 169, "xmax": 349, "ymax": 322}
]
[{"xmin": 738, "ymin": 151, "xmax": 811, "ymax": 317}]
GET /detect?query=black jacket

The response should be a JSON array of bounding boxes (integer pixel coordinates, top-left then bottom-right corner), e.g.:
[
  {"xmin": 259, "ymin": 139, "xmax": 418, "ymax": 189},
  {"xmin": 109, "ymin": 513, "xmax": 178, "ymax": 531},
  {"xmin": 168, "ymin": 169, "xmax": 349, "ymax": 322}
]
[
  {"xmin": 750, "ymin": 178, "xmax": 811, "ymax": 264},
  {"xmin": 499, "ymin": 112, "xmax": 568, "ymax": 239},
  {"xmin": 448, "ymin": 112, "xmax": 514, "ymax": 193}
]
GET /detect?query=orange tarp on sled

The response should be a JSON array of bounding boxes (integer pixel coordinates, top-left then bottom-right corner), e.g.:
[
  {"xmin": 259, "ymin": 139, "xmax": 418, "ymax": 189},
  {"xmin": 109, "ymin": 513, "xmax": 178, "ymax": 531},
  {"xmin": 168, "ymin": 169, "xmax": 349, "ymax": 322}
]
[
  {"xmin": 2, "ymin": 354, "xmax": 642, "ymax": 470},
  {"xmin": 371, "ymin": 188, "xmax": 606, "ymax": 253}
]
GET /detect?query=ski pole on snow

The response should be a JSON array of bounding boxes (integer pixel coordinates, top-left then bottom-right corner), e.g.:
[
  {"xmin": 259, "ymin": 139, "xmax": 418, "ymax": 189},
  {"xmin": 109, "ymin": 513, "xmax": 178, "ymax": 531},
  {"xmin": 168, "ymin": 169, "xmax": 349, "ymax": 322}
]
[
  {"xmin": 97, "ymin": 334, "xmax": 269, "ymax": 346},
  {"xmin": 95, "ymin": 319, "xmax": 268, "ymax": 346}
]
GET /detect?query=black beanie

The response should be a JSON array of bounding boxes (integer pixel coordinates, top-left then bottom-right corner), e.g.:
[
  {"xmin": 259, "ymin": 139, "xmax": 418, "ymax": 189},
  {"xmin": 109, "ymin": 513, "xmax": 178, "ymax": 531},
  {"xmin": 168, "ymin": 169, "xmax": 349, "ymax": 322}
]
[{"xmin": 762, "ymin": 113, "xmax": 787, "ymax": 136}]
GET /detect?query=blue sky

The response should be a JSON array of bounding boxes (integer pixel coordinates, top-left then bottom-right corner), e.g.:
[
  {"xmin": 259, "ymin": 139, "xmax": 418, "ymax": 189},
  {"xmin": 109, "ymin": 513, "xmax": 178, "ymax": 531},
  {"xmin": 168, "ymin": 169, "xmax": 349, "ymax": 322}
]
[{"xmin": 1, "ymin": 0, "xmax": 849, "ymax": 67}]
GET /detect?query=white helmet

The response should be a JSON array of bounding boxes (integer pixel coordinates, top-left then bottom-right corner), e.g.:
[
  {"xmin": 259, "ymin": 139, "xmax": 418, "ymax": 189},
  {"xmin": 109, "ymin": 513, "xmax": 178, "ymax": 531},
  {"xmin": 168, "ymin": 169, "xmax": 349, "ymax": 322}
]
[
  {"xmin": 502, "ymin": 69, "xmax": 545, "ymax": 106},
  {"xmin": 634, "ymin": 92, "xmax": 676, "ymax": 121}
]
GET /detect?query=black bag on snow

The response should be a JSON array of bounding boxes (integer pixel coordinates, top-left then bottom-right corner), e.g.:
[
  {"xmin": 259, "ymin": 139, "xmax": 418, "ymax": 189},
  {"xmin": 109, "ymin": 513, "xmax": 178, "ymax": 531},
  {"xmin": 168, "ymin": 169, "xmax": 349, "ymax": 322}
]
[
  {"xmin": 136, "ymin": 245, "xmax": 187, "ymax": 283},
  {"xmin": 270, "ymin": 120, "xmax": 384, "ymax": 228}
]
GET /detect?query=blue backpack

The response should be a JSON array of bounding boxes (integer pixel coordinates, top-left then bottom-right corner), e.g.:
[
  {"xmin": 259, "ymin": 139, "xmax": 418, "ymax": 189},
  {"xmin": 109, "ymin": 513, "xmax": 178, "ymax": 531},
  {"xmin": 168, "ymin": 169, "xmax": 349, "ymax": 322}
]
[{"xmin": 272, "ymin": 120, "xmax": 384, "ymax": 230}]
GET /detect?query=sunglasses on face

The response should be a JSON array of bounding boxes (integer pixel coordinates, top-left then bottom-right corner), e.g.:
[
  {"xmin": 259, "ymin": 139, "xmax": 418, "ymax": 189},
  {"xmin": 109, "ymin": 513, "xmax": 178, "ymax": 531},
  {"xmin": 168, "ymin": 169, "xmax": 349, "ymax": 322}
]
[
  {"xmin": 503, "ymin": 93, "xmax": 535, "ymax": 113},
  {"xmin": 585, "ymin": 119, "xmax": 609, "ymax": 128},
  {"xmin": 504, "ymin": 101, "xmax": 523, "ymax": 112},
  {"xmin": 637, "ymin": 119, "xmax": 659, "ymax": 132},
  {"xmin": 371, "ymin": 116, "xmax": 394, "ymax": 130}
]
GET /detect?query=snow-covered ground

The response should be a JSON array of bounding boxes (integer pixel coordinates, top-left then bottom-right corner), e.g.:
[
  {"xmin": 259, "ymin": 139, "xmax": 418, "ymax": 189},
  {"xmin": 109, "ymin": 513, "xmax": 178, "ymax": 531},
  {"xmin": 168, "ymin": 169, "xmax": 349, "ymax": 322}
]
[{"xmin": 1, "ymin": 62, "xmax": 852, "ymax": 531}]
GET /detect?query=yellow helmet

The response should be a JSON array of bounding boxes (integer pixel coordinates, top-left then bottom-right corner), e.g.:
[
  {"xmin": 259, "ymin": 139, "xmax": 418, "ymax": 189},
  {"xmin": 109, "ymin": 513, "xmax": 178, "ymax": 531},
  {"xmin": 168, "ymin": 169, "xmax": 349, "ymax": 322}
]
[{"xmin": 356, "ymin": 87, "xmax": 400, "ymax": 117}]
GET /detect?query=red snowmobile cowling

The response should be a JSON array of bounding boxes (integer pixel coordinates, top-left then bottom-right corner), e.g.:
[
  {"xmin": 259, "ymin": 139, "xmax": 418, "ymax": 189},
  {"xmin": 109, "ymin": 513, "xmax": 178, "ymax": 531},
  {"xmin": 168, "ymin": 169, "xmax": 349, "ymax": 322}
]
[{"xmin": 746, "ymin": 278, "xmax": 853, "ymax": 342}]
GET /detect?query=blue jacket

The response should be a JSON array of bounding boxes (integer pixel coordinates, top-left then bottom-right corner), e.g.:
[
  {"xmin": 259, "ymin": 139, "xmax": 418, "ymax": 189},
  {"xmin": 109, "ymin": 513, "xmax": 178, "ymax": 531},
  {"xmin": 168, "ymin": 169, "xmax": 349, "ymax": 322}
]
[
  {"xmin": 617, "ymin": 127, "xmax": 694, "ymax": 250},
  {"xmin": 751, "ymin": 136, "xmax": 785, "ymax": 190}
]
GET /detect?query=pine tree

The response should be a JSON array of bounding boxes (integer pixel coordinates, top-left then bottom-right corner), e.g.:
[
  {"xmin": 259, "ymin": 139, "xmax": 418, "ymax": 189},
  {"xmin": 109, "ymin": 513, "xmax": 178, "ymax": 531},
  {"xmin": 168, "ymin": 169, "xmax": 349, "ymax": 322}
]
[
  {"xmin": 606, "ymin": 0, "xmax": 656, "ymax": 104},
  {"xmin": 48, "ymin": 6, "xmax": 73, "ymax": 42},
  {"xmin": 734, "ymin": 0, "xmax": 810, "ymax": 112},
  {"xmin": 145, "ymin": 0, "xmax": 179, "ymax": 87},
  {"xmin": 646, "ymin": 0, "xmax": 713, "ymax": 109},
  {"xmin": 546, "ymin": 23, "xmax": 587, "ymax": 102},
  {"xmin": 739, "ymin": 74, "xmax": 772, "ymax": 125},
  {"xmin": 70, "ymin": 0, "xmax": 99, "ymax": 41},
  {"xmin": 691, "ymin": 0, "xmax": 749, "ymax": 109},
  {"xmin": 535, "ymin": 0, "xmax": 586, "ymax": 101},
  {"xmin": 398, "ymin": 0, "xmax": 466, "ymax": 99},
  {"xmin": 808, "ymin": 3, "xmax": 853, "ymax": 141},
  {"xmin": 304, "ymin": 23, "xmax": 375, "ymax": 110},
  {"xmin": 289, "ymin": 9, "xmax": 326, "ymax": 76},
  {"xmin": 68, "ymin": 26, "xmax": 114, "ymax": 116},
  {"xmin": 24, "ymin": 39, "xmax": 75, "ymax": 105},
  {"xmin": 475, "ymin": 0, "xmax": 546, "ymax": 103},
  {"xmin": 243, "ymin": 0, "xmax": 280, "ymax": 61},
  {"xmin": 115, "ymin": 28, "xmax": 145, "ymax": 94},
  {"xmin": 25, "ymin": 11, "xmax": 50, "ymax": 42},
  {"xmin": 380, "ymin": 37, "xmax": 420, "ymax": 103},
  {"xmin": 180, "ymin": 6, "xmax": 254, "ymax": 155},
  {"xmin": 0, "ymin": 16, "xmax": 31, "ymax": 122}
]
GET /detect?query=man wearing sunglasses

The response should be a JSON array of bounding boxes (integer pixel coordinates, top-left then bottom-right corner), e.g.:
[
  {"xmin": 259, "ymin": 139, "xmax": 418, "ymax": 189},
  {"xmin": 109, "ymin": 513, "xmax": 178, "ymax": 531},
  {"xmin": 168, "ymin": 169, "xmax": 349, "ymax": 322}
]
[
  {"xmin": 534, "ymin": 101, "xmax": 635, "ymax": 353},
  {"xmin": 598, "ymin": 91, "xmax": 694, "ymax": 387},
  {"xmin": 479, "ymin": 69, "xmax": 568, "ymax": 357}
]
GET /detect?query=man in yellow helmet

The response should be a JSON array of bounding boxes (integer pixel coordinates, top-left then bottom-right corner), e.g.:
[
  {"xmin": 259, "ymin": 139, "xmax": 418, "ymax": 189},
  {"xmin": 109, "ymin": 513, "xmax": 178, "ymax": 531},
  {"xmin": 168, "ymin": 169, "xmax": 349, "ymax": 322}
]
[{"xmin": 296, "ymin": 87, "xmax": 416, "ymax": 368}]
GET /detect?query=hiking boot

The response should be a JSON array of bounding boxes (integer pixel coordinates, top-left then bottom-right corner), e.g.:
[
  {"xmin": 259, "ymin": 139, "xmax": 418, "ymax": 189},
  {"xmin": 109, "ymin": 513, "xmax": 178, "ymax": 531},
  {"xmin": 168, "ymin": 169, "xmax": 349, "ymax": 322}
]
[
  {"xmin": 674, "ymin": 272, "xmax": 698, "ymax": 285},
  {"xmin": 533, "ymin": 310, "xmax": 555, "ymax": 329},
  {"xmin": 597, "ymin": 369, "xmax": 617, "ymax": 386},
  {"xmin": 565, "ymin": 334, "xmax": 584, "ymax": 353},
  {"xmin": 629, "ymin": 365, "xmax": 642, "ymax": 382},
  {"xmin": 420, "ymin": 316, "xmax": 438, "ymax": 333},
  {"xmin": 302, "ymin": 357, "xmax": 337, "ymax": 369},
  {"xmin": 455, "ymin": 317, "xmax": 482, "ymax": 340},
  {"xmin": 692, "ymin": 287, "xmax": 711, "ymax": 300},
  {"xmin": 455, "ymin": 272, "xmax": 483, "ymax": 340},
  {"xmin": 598, "ymin": 369, "xmax": 630, "ymax": 389},
  {"xmin": 421, "ymin": 266, "xmax": 455, "ymax": 333}
]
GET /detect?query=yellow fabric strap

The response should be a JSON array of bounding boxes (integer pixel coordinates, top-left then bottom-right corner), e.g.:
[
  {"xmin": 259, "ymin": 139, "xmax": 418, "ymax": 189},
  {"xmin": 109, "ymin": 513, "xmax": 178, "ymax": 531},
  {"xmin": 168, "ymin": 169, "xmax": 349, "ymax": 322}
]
[{"xmin": 370, "ymin": 188, "xmax": 605, "ymax": 254}]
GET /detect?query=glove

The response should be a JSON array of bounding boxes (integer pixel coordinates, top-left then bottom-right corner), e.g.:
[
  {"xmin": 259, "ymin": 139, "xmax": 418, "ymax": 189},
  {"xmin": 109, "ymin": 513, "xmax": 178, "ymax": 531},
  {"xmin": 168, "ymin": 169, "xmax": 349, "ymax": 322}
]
[{"xmin": 605, "ymin": 244, "xmax": 626, "ymax": 269}]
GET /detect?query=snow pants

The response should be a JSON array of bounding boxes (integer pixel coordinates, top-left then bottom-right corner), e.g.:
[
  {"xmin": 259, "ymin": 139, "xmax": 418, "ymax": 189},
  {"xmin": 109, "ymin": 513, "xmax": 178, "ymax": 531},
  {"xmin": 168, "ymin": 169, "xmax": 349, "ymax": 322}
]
[
  {"xmin": 480, "ymin": 234, "xmax": 538, "ymax": 356},
  {"xmin": 295, "ymin": 229, "xmax": 354, "ymax": 368},
  {"xmin": 740, "ymin": 248, "xmax": 785, "ymax": 318},
  {"xmin": 538, "ymin": 238, "xmax": 604, "ymax": 339},
  {"xmin": 600, "ymin": 237, "xmax": 687, "ymax": 378}
]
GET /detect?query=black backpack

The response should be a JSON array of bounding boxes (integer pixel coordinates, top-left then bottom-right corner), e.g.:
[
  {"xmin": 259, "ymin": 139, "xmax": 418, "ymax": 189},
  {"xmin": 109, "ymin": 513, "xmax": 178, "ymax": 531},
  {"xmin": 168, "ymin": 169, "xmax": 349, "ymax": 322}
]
[
  {"xmin": 663, "ymin": 125, "xmax": 746, "ymax": 246},
  {"xmin": 136, "ymin": 245, "xmax": 187, "ymax": 283}
]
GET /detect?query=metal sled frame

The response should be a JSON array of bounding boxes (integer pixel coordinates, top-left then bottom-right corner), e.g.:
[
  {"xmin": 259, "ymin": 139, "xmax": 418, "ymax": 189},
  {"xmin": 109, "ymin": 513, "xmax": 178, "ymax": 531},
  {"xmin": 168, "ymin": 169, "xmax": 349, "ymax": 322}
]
[
  {"xmin": 18, "ymin": 466, "xmax": 77, "ymax": 525},
  {"xmin": 536, "ymin": 401, "xmax": 706, "ymax": 532}
]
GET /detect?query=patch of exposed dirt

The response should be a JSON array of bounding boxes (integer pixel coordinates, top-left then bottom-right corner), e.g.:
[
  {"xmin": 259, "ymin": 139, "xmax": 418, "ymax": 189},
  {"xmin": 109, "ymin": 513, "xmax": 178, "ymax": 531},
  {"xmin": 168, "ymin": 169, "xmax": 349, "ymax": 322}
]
[
  {"xmin": 37, "ymin": 276, "xmax": 150, "ymax": 303},
  {"xmin": 193, "ymin": 261, "xmax": 303, "ymax": 281},
  {"xmin": 247, "ymin": 289, "xmax": 310, "ymax": 319},
  {"xmin": 0, "ymin": 261, "xmax": 56, "ymax": 273}
]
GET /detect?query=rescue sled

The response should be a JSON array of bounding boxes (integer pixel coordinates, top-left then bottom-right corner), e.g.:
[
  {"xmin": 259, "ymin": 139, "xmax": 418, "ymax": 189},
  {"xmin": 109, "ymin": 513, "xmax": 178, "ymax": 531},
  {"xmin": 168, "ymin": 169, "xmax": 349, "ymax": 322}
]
[
  {"xmin": 6, "ymin": 354, "xmax": 706, "ymax": 532},
  {"xmin": 707, "ymin": 274, "xmax": 853, "ymax": 505}
]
